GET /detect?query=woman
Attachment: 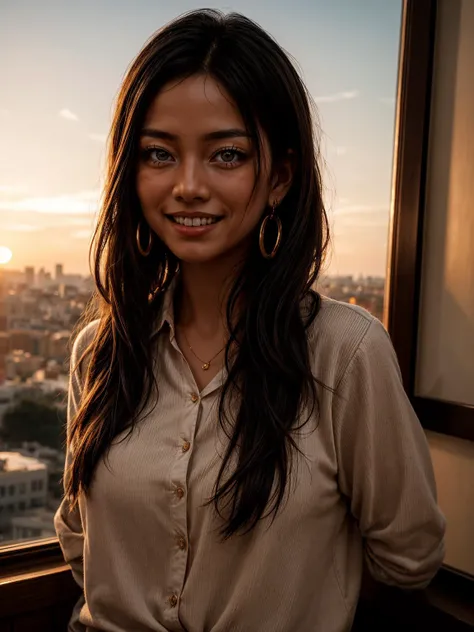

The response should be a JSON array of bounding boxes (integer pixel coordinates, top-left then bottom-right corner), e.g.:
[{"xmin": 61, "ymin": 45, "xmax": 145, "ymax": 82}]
[{"xmin": 54, "ymin": 9, "xmax": 445, "ymax": 632}]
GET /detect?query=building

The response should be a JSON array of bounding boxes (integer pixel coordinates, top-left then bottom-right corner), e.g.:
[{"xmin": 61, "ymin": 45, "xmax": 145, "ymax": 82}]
[
  {"xmin": 5, "ymin": 350, "xmax": 44, "ymax": 381},
  {"xmin": 48, "ymin": 331, "xmax": 70, "ymax": 364},
  {"xmin": 0, "ymin": 451, "xmax": 48, "ymax": 536},
  {"xmin": 9, "ymin": 506, "xmax": 57, "ymax": 541},
  {"xmin": 55, "ymin": 264, "xmax": 63, "ymax": 283},
  {"xmin": 24, "ymin": 266, "xmax": 35, "ymax": 287},
  {"xmin": 36, "ymin": 267, "xmax": 47, "ymax": 289}
]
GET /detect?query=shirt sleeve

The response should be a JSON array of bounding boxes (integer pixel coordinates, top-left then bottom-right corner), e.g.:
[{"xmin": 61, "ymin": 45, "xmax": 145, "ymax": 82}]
[
  {"xmin": 332, "ymin": 317, "xmax": 446, "ymax": 589},
  {"xmin": 54, "ymin": 322, "xmax": 97, "ymax": 631}
]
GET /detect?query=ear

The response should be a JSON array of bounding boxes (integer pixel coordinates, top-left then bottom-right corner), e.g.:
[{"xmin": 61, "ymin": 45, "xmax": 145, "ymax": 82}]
[{"xmin": 268, "ymin": 149, "xmax": 295, "ymax": 206}]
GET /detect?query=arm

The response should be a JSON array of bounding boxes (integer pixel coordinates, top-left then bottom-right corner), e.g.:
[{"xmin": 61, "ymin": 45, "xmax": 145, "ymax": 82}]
[
  {"xmin": 54, "ymin": 321, "xmax": 97, "ymax": 631},
  {"xmin": 333, "ymin": 318, "xmax": 446, "ymax": 589}
]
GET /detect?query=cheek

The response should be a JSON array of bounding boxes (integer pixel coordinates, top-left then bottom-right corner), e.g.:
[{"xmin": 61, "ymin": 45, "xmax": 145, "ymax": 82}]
[
  {"xmin": 221, "ymin": 167, "xmax": 269, "ymax": 219},
  {"xmin": 229, "ymin": 177, "xmax": 270, "ymax": 231},
  {"xmin": 136, "ymin": 170, "xmax": 165, "ymax": 209}
]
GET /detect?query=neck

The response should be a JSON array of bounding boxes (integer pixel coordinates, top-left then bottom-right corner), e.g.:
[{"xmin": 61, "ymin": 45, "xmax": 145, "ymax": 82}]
[{"xmin": 174, "ymin": 255, "xmax": 242, "ymax": 337}]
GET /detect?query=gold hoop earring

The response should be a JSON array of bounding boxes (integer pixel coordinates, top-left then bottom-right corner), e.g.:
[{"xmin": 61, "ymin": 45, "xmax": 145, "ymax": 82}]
[
  {"xmin": 136, "ymin": 221, "xmax": 153, "ymax": 257},
  {"xmin": 259, "ymin": 201, "xmax": 282, "ymax": 259}
]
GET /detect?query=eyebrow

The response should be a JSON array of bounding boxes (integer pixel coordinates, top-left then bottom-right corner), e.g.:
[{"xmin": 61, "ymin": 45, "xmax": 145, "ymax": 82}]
[{"xmin": 140, "ymin": 127, "xmax": 251, "ymax": 141}]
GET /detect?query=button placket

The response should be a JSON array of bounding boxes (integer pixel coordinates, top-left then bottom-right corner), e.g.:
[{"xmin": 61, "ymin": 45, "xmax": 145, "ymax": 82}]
[{"xmin": 166, "ymin": 386, "xmax": 202, "ymax": 621}]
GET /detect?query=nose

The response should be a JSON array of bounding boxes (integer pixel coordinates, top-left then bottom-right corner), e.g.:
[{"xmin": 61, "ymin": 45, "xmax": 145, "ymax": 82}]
[{"xmin": 172, "ymin": 157, "xmax": 210, "ymax": 203}]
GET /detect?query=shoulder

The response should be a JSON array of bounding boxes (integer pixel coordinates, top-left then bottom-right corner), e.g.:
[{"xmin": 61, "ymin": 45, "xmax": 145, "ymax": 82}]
[
  {"xmin": 70, "ymin": 319, "xmax": 100, "ymax": 378},
  {"xmin": 306, "ymin": 294, "xmax": 393, "ymax": 388}
]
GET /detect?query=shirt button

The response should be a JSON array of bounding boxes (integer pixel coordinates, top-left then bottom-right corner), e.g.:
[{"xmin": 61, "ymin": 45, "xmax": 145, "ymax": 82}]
[
  {"xmin": 176, "ymin": 486, "xmax": 185, "ymax": 499},
  {"xmin": 190, "ymin": 392, "xmax": 199, "ymax": 403},
  {"xmin": 178, "ymin": 537, "xmax": 187, "ymax": 550},
  {"xmin": 182, "ymin": 441, "xmax": 191, "ymax": 453},
  {"xmin": 168, "ymin": 594, "xmax": 178, "ymax": 608}
]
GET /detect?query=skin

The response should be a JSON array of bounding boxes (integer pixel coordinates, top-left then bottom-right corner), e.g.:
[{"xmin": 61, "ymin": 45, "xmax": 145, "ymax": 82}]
[{"xmin": 136, "ymin": 74, "xmax": 293, "ymax": 389}]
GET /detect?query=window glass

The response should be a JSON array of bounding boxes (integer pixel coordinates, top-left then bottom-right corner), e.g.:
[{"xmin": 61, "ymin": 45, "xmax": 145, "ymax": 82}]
[
  {"xmin": 0, "ymin": 0, "xmax": 402, "ymax": 547},
  {"xmin": 416, "ymin": 0, "xmax": 474, "ymax": 406}
]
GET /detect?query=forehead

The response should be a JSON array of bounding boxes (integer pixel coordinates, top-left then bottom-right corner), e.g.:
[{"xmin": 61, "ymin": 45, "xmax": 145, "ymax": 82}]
[{"xmin": 143, "ymin": 74, "xmax": 245, "ymax": 134}]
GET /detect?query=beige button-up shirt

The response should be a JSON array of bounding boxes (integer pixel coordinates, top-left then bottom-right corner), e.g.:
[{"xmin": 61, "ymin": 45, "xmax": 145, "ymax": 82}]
[{"xmin": 54, "ymin": 288, "xmax": 445, "ymax": 632}]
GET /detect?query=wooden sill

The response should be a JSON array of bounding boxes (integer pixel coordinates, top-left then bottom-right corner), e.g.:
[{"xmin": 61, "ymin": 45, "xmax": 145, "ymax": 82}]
[{"xmin": 0, "ymin": 563, "xmax": 80, "ymax": 619}]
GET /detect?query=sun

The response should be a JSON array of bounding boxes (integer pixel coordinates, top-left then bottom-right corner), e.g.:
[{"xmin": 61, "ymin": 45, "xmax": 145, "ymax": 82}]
[{"xmin": 0, "ymin": 246, "xmax": 13, "ymax": 265}]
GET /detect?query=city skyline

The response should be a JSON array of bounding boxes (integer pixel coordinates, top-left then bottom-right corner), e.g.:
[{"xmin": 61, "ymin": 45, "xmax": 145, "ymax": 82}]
[{"xmin": 0, "ymin": 0, "xmax": 403, "ymax": 276}]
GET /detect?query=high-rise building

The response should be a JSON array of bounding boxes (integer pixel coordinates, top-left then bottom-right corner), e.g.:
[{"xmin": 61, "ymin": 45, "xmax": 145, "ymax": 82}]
[
  {"xmin": 24, "ymin": 266, "xmax": 35, "ymax": 287},
  {"xmin": 55, "ymin": 263, "xmax": 64, "ymax": 282},
  {"xmin": 37, "ymin": 267, "xmax": 46, "ymax": 288}
]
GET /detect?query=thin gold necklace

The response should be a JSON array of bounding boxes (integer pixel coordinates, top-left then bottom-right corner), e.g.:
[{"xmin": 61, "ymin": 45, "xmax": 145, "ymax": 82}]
[{"xmin": 181, "ymin": 329, "xmax": 227, "ymax": 371}]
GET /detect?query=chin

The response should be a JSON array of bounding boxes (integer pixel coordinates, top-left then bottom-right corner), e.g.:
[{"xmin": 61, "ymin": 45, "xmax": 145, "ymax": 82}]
[{"xmin": 167, "ymin": 244, "xmax": 224, "ymax": 265}]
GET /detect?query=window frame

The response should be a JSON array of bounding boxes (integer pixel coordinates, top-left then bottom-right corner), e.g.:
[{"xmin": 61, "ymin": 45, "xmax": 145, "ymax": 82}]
[{"xmin": 385, "ymin": 0, "xmax": 474, "ymax": 442}]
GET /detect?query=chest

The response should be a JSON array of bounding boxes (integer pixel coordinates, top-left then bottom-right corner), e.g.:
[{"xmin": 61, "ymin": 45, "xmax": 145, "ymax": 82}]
[{"xmin": 89, "ymin": 382, "xmax": 340, "ymax": 536}]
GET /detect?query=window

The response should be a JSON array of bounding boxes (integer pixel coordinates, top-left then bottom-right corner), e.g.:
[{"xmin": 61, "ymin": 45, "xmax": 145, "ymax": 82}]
[
  {"xmin": 386, "ymin": 0, "xmax": 474, "ymax": 441},
  {"xmin": 0, "ymin": 486, "xmax": 5, "ymax": 498},
  {"xmin": 0, "ymin": 1, "xmax": 402, "ymax": 551},
  {"xmin": 8, "ymin": 485, "xmax": 15, "ymax": 497},
  {"xmin": 415, "ymin": 0, "xmax": 474, "ymax": 408},
  {"xmin": 18, "ymin": 501, "xmax": 26, "ymax": 511}
]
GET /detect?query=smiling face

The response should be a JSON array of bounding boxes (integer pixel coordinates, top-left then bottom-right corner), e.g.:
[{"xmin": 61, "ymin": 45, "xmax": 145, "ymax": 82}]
[{"xmin": 136, "ymin": 74, "xmax": 291, "ymax": 265}]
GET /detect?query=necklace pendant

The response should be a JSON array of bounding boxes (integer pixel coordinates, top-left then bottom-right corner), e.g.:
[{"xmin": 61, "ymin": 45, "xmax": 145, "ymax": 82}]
[{"xmin": 202, "ymin": 362, "xmax": 210, "ymax": 371}]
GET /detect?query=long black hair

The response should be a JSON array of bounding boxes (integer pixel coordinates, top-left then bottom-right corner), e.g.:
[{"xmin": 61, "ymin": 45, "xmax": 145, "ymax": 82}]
[{"xmin": 65, "ymin": 9, "xmax": 330, "ymax": 539}]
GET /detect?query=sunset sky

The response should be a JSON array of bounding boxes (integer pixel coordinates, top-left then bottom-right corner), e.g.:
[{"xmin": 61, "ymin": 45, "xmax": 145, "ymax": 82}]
[{"xmin": 0, "ymin": 0, "xmax": 402, "ymax": 277}]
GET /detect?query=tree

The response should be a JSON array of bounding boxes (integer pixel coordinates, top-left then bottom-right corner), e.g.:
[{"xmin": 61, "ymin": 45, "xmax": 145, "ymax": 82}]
[{"xmin": 0, "ymin": 398, "xmax": 66, "ymax": 450}]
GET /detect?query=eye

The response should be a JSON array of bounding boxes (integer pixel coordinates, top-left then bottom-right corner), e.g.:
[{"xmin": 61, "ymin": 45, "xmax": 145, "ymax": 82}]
[
  {"xmin": 141, "ymin": 146, "xmax": 174, "ymax": 166},
  {"xmin": 212, "ymin": 146, "xmax": 247, "ymax": 167}
]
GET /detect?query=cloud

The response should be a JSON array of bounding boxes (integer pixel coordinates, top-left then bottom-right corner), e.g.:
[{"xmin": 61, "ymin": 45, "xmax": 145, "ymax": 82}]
[
  {"xmin": 335, "ymin": 216, "xmax": 388, "ymax": 228},
  {"xmin": 0, "ymin": 189, "xmax": 100, "ymax": 215},
  {"xmin": 0, "ymin": 108, "xmax": 10, "ymax": 116},
  {"xmin": 88, "ymin": 133, "xmax": 107, "ymax": 143},
  {"xmin": 335, "ymin": 146, "xmax": 347, "ymax": 156},
  {"xmin": 66, "ymin": 217, "xmax": 95, "ymax": 227},
  {"xmin": 3, "ymin": 223, "xmax": 41, "ymax": 232},
  {"xmin": 330, "ymin": 204, "xmax": 389, "ymax": 229},
  {"xmin": 59, "ymin": 108, "xmax": 79, "ymax": 122},
  {"xmin": 71, "ymin": 229, "xmax": 93, "ymax": 240},
  {"xmin": 333, "ymin": 204, "xmax": 388, "ymax": 216},
  {"xmin": 314, "ymin": 90, "xmax": 359, "ymax": 104},
  {"xmin": 0, "ymin": 184, "xmax": 29, "ymax": 196}
]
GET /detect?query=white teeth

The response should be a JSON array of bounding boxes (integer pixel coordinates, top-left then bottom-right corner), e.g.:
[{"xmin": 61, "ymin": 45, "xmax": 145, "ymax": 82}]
[{"xmin": 172, "ymin": 216, "xmax": 219, "ymax": 226}]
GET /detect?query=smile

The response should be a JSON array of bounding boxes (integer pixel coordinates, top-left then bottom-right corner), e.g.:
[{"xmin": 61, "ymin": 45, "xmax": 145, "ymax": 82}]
[{"xmin": 167, "ymin": 216, "xmax": 223, "ymax": 226}]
